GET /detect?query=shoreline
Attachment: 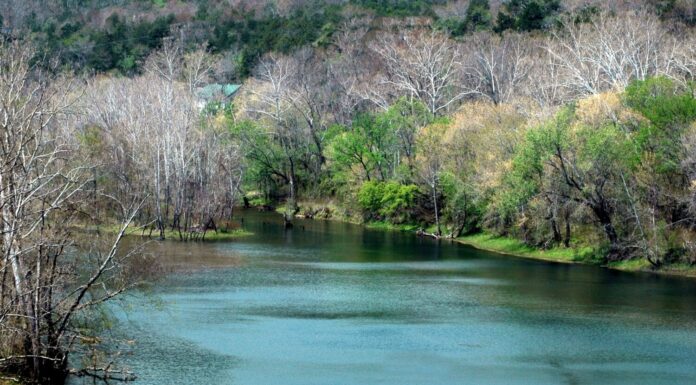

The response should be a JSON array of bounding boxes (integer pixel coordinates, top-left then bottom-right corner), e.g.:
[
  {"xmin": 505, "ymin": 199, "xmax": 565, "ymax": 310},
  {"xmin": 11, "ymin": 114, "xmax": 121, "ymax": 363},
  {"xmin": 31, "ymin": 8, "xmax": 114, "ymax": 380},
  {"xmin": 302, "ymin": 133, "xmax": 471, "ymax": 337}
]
[
  {"xmin": 279, "ymin": 206, "xmax": 696, "ymax": 279},
  {"xmin": 450, "ymin": 233, "xmax": 696, "ymax": 279},
  {"xmin": 77, "ymin": 223, "xmax": 252, "ymax": 242}
]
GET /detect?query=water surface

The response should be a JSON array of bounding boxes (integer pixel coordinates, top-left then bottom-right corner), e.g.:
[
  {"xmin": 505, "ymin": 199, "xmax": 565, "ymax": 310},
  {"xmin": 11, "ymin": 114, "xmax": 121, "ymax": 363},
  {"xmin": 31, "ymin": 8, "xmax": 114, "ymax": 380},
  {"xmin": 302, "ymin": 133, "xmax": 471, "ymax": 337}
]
[{"xmin": 86, "ymin": 212, "xmax": 696, "ymax": 384}]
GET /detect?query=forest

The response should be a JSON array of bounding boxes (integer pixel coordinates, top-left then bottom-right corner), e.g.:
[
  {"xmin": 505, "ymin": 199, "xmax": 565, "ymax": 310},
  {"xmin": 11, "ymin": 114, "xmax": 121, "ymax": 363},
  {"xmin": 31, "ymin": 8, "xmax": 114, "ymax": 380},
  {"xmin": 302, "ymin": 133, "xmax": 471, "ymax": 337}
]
[{"xmin": 3, "ymin": 0, "xmax": 696, "ymax": 383}]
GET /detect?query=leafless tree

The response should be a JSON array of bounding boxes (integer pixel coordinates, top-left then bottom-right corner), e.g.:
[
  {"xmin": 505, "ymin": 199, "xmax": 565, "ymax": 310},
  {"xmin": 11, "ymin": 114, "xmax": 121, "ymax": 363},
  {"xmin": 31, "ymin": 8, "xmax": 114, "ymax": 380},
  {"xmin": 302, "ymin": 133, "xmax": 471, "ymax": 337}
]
[
  {"xmin": 545, "ymin": 10, "xmax": 679, "ymax": 98},
  {"xmin": 371, "ymin": 29, "xmax": 471, "ymax": 115},
  {"xmin": 0, "ymin": 39, "xmax": 142, "ymax": 383},
  {"xmin": 460, "ymin": 32, "xmax": 534, "ymax": 105},
  {"xmin": 332, "ymin": 17, "xmax": 383, "ymax": 119},
  {"xmin": 80, "ymin": 44, "xmax": 242, "ymax": 241}
]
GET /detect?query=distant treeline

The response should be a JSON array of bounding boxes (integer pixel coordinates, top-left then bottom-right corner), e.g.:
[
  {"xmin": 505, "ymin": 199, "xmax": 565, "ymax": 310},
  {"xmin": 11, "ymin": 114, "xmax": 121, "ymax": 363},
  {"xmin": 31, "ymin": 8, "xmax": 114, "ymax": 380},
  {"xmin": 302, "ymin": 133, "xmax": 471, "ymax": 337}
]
[{"xmin": 4, "ymin": 0, "xmax": 695, "ymax": 77}]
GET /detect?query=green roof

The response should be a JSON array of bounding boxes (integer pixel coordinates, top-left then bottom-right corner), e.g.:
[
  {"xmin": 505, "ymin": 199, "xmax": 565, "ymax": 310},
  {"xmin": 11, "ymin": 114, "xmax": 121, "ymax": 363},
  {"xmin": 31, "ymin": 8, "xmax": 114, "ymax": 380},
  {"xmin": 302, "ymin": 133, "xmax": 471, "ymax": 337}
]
[{"xmin": 198, "ymin": 84, "xmax": 241, "ymax": 100}]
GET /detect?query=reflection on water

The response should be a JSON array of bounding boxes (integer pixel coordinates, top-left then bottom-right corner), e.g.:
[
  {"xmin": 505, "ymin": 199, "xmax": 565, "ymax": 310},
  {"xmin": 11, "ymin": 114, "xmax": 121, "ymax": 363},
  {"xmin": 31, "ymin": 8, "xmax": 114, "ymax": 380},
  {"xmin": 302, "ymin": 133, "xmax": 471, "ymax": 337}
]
[{"xmin": 74, "ymin": 211, "xmax": 696, "ymax": 385}]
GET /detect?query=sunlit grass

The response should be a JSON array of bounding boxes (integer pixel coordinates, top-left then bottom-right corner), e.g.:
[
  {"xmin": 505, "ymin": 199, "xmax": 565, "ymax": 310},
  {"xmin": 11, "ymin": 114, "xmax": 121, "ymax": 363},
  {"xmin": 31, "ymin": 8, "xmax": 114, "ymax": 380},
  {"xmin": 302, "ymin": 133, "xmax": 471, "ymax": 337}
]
[
  {"xmin": 80, "ymin": 223, "xmax": 252, "ymax": 242},
  {"xmin": 606, "ymin": 258, "xmax": 653, "ymax": 271},
  {"xmin": 365, "ymin": 221, "xmax": 420, "ymax": 232},
  {"xmin": 456, "ymin": 232, "xmax": 598, "ymax": 264}
]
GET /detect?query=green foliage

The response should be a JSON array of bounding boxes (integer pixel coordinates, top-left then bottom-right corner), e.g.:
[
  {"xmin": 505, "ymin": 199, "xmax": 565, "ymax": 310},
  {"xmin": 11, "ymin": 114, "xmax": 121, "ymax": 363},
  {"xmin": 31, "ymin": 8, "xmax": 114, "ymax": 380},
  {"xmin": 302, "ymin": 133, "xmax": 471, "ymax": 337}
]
[
  {"xmin": 207, "ymin": 4, "xmax": 343, "ymax": 78},
  {"xmin": 29, "ymin": 1, "xmax": 342, "ymax": 77},
  {"xmin": 464, "ymin": 0, "xmax": 493, "ymax": 32},
  {"xmin": 230, "ymin": 119, "xmax": 285, "ymax": 190},
  {"xmin": 358, "ymin": 181, "xmax": 418, "ymax": 222},
  {"xmin": 492, "ymin": 111, "xmax": 561, "ymax": 224},
  {"xmin": 625, "ymin": 77, "xmax": 696, "ymax": 174},
  {"xmin": 495, "ymin": 0, "xmax": 561, "ymax": 32},
  {"xmin": 624, "ymin": 77, "xmax": 696, "ymax": 129},
  {"xmin": 328, "ymin": 99, "xmax": 432, "ymax": 184},
  {"xmin": 329, "ymin": 114, "xmax": 395, "ymax": 183},
  {"xmin": 491, "ymin": 104, "xmax": 634, "ymax": 247},
  {"xmin": 440, "ymin": 171, "xmax": 483, "ymax": 234},
  {"xmin": 350, "ymin": 0, "xmax": 444, "ymax": 16},
  {"xmin": 378, "ymin": 97, "xmax": 434, "ymax": 132},
  {"xmin": 573, "ymin": 4, "xmax": 601, "ymax": 24},
  {"xmin": 488, "ymin": 82, "xmax": 696, "ymax": 263},
  {"xmin": 435, "ymin": 0, "xmax": 492, "ymax": 36},
  {"xmin": 86, "ymin": 14, "xmax": 174, "ymax": 74}
]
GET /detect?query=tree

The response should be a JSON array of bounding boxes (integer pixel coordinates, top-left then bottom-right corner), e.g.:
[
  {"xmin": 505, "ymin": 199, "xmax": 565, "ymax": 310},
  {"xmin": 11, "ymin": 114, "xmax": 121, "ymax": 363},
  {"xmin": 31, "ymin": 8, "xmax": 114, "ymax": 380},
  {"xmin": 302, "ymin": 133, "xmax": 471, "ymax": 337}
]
[
  {"xmin": 371, "ymin": 29, "xmax": 471, "ymax": 115},
  {"xmin": 545, "ymin": 10, "xmax": 679, "ymax": 99},
  {"xmin": 81, "ymin": 43, "xmax": 242, "ymax": 241},
  {"xmin": 461, "ymin": 32, "xmax": 534, "ymax": 105},
  {"xmin": 416, "ymin": 121, "xmax": 448, "ymax": 236},
  {"xmin": 327, "ymin": 99, "xmax": 432, "ymax": 186},
  {"xmin": 464, "ymin": 0, "xmax": 493, "ymax": 32},
  {"xmin": 328, "ymin": 112, "xmax": 397, "ymax": 184},
  {"xmin": 242, "ymin": 54, "xmax": 311, "ymax": 225},
  {"xmin": 495, "ymin": 0, "xmax": 561, "ymax": 32},
  {"xmin": 442, "ymin": 101, "xmax": 531, "ymax": 236},
  {"xmin": 0, "ymin": 39, "xmax": 141, "ymax": 383}
]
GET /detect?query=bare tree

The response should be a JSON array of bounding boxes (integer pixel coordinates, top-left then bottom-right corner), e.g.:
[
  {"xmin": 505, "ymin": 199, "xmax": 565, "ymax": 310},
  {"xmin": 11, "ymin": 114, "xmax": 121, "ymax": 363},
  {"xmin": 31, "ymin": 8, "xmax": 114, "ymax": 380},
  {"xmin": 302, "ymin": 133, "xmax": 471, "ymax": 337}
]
[
  {"xmin": 332, "ymin": 17, "xmax": 384, "ymax": 118},
  {"xmin": 672, "ymin": 29, "xmax": 696, "ymax": 84},
  {"xmin": 461, "ymin": 32, "xmax": 534, "ymax": 105},
  {"xmin": 0, "ymin": 39, "xmax": 141, "ymax": 383},
  {"xmin": 81, "ymin": 44, "xmax": 240, "ymax": 241},
  {"xmin": 371, "ymin": 29, "xmax": 471, "ymax": 115},
  {"xmin": 545, "ymin": 10, "xmax": 679, "ymax": 98}
]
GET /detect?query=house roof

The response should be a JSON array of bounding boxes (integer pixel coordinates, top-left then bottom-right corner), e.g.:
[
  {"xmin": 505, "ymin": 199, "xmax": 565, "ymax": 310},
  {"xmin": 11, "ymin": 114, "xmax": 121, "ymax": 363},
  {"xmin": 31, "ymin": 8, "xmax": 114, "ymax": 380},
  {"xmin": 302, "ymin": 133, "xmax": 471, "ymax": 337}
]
[{"xmin": 198, "ymin": 84, "xmax": 241, "ymax": 100}]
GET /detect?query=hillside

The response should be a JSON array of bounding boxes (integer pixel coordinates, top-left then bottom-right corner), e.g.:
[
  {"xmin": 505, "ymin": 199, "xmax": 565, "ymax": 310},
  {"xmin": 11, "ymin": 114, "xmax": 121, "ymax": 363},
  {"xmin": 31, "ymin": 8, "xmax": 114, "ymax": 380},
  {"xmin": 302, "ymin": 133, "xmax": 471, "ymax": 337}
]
[{"xmin": 2, "ymin": 0, "xmax": 694, "ymax": 77}]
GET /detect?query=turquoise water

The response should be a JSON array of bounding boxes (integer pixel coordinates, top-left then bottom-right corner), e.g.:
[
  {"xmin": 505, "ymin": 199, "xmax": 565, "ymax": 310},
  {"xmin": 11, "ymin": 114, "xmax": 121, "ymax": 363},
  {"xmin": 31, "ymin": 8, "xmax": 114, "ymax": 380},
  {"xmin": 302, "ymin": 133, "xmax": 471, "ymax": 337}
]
[{"xmin": 83, "ymin": 212, "xmax": 696, "ymax": 384}]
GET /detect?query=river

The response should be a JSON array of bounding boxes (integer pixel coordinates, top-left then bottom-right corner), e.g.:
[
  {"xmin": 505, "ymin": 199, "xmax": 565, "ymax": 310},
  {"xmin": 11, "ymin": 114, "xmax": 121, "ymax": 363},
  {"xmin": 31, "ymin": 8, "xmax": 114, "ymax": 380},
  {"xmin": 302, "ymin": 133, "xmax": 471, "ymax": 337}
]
[{"xmin": 75, "ymin": 211, "xmax": 696, "ymax": 384}]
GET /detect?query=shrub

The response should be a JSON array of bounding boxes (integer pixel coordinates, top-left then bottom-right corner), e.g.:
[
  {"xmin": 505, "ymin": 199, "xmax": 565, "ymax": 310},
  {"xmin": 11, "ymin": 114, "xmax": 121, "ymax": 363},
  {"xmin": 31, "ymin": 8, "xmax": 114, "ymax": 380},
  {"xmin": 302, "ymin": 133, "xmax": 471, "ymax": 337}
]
[{"xmin": 357, "ymin": 181, "xmax": 418, "ymax": 222}]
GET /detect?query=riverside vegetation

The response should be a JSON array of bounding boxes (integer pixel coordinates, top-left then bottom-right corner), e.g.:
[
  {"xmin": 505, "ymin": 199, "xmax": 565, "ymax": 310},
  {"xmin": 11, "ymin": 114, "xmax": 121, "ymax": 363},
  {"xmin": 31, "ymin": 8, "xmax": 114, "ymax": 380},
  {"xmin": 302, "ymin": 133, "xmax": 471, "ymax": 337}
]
[{"xmin": 3, "ymin": 0, "xmax": 696, "ymax": 383}]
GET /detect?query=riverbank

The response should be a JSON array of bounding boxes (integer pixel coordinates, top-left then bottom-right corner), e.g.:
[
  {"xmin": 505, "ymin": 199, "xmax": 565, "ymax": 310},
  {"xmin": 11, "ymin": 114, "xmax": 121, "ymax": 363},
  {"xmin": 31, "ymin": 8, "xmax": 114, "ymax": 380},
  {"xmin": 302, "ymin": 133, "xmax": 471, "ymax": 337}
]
[
  {"xmin": 453, "ymin": 232, "xmax": 696, "ymax": 278},
  {"xmin": 276, "ymin": 201, "xmax": 696, "ymax": 278},
  {"xmin": 79, "ymin": 223, "xmax": 252, "ymax": 242}
]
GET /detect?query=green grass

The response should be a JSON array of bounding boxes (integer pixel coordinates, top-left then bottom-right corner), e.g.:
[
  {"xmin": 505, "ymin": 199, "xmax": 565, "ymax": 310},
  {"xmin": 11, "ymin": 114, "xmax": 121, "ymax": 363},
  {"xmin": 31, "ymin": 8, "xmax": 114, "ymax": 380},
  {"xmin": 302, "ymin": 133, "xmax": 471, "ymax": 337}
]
[
  {"xmin": 606, "ymin": 258, "xmax": 653, "ymax": 271},
  {"xmin": 659, "ymin": 262, "xmax": 696, "ymax": 276},
  {"xmin": 125, "ymin": 227, "xmax": 252, "ymax": 242},
  {"xmin": 85, "ymin": 224, "xmax": 252, "ymax": 242},
  {"xmin": 455, "ymin": 232, "xmax": 597, "ymax": 264},
  {"xmin": 456, "ymin": 232, "xmax": 696, "ymax": 277},
  {"xmin": 607, "ymin": 259, "xmax": 696, "ymax": 277},
  {"xmin": 365, "ymin": 221, "xmax": 420, "ymax": 232}
]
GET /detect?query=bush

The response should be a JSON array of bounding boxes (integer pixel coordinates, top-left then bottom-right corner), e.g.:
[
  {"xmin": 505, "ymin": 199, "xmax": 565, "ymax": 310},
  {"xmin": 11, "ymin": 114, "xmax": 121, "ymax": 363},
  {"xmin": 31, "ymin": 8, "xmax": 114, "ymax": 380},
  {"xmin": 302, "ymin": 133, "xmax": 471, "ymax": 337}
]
[{"xmin": 357, "ymin": 181, "xmax": 418, "ymax": 222}]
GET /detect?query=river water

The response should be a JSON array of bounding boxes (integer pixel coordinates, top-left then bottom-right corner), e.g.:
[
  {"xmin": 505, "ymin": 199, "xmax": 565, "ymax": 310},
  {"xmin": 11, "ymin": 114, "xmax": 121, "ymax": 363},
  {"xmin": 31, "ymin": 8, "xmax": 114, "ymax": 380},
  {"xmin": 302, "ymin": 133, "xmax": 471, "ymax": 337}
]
[{"xmin": 82, "ymin": 212, "xmax": 696, "ymax": 384}]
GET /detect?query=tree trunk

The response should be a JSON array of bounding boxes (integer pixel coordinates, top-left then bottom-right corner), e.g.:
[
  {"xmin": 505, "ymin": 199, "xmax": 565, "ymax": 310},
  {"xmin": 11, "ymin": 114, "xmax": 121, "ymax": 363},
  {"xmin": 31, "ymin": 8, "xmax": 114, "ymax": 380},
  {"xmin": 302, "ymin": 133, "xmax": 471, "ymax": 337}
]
[
  {"xmin": 590, "ymin": 202, "xmax": 620, "ymax": 260},
  {"xmin": 432, "ymin": 184, "xmax": 441, "ymax": 237},
  {"xmin": 285, "ymin": 158, "xmax": 298, "ymax": 228},
  {"xmin": 155, "ymin": 146, "xmax": 165, "ymax": 240},
  {"xmin": 563, "ymin": 210, "xmax": 571, "ymax": 248}
]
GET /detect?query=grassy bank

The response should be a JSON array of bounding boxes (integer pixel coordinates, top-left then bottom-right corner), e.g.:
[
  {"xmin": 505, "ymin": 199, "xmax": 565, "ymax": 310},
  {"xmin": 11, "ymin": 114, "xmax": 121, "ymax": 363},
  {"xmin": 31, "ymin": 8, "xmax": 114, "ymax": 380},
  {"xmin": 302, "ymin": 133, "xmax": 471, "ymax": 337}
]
[
  {"xmin": 82, "ymin": 224, "xmax": 252, "ymax": 242},
  {"xmin": 266, "ymin": 200, "xmax": 696, "ymax": 278},
  {"xmin": 455, "ymin": 232, "xmax": 696, "ymax": 277},
  {"xmin": 365, "ymin": 221, "xmax": 420, "ymax": 232},
  {"xmin": 455, "ymin": 233, "xmax": 598, "ymax": 264}
]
